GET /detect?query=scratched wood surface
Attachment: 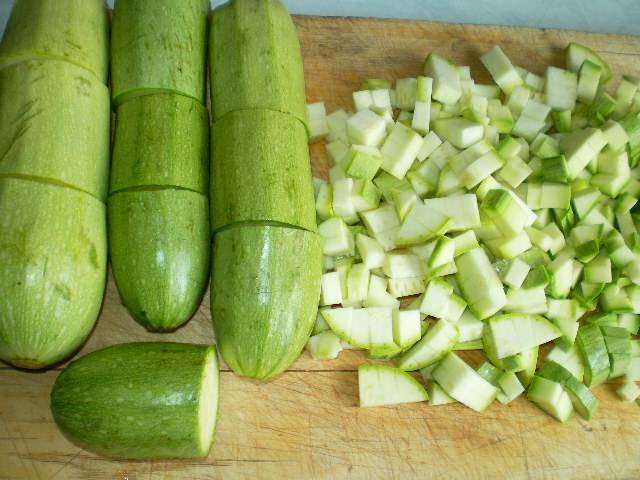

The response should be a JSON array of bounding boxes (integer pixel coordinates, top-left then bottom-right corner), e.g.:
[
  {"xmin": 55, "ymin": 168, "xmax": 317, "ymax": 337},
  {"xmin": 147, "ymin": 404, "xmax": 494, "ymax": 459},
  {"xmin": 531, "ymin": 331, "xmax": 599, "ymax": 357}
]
[{"xmin": 2, "ymin": 16, "xmax": 640, "ymax": 480}]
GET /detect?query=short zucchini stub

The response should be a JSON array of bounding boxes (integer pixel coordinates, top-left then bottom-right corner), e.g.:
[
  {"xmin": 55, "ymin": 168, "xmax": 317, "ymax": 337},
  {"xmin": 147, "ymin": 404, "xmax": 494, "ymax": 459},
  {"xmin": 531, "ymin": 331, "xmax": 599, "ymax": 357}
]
[
  {"xmin": 0, "ymin": 59, "xmax": 111, "ymax": 201},
  {"xmin": 51, "ymin": 342, "xmax": 219, "ymax": 459},
  {"xmin": 210, "ymin": 0, "xmax": 308, "ymax": 129},
  {"xmin": 211, "ymin": 109, "xmax": 316, "ymax": 232},
  {"xmin": 110, "ymin": 0, "xmax": 210, "ymax": 105},
  {"xmin": 211, "ymin": 225, "xmax": 322, "ymax": 380},
  {"xmin": 0, "ymin": 0, "xmax": 109, "ymax": 82},
  {"xmin": 0, "ymin": 177, "xmax": 107, "ymax": 369},
  {"xmin": 108, "ymin": 190, "xmax": 210, "ymax": 332},
  {"xmin": 110, "ymin": 94, "xmax": 209, "ymax": 195}
]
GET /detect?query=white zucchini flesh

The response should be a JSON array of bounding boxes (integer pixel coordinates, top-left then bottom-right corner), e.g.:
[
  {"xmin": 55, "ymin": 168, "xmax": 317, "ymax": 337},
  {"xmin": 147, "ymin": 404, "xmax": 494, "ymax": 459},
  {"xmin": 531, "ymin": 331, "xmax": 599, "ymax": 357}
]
[{"xmin": 358, "ymin": 364, "xmax": 429, "ymax": 407}]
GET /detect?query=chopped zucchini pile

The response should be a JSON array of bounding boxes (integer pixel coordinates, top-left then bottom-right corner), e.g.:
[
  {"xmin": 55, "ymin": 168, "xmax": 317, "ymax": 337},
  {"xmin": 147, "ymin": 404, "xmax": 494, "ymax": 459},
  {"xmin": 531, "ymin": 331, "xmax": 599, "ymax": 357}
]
[{"xmin": 307, "ymin": 43, "xmax": 640, "ymax": 419}]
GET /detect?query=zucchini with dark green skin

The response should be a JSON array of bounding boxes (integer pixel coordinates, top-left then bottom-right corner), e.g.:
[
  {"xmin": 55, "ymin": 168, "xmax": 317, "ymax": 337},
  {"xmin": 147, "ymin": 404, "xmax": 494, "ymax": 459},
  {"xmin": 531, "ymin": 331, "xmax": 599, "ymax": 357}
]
[
  {"xmin": 51, "ymin": 342, "xmax": 219, "ymax": 459},
  {"xmin": 109, "ymin": 190, "xmax": 210, "ymax": 332},
  {"xmin": 111, "ymin": 0, "xmax": 209, "ymax": 105},
  {"xmin": 0, "ymin": 178, "xmax": 107, "ymax": 369},
  {"xmin": 210, "ymin": 0, "xmax": 308, "ymax": 129},
  {"xmin": 0, "ymin": 0, "xmax": 109, "ymax": 83},
  {"xmin": 0, "ymin": 59, "xmax": 111, "ymax": 201},
  {"xmin": 211, "ymin": 225, "xmax": 322, "ymax": 379},
  {"xmin": 211, "ymin": 109, "xmax": 316, "ymax": 232}
]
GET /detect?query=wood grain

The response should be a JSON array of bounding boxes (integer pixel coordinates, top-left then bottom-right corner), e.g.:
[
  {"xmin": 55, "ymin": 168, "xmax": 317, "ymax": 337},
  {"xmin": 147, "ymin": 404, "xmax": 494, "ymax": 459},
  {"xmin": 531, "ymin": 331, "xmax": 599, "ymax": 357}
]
[{"xmin": 1, "ymin": 15, "xmax": 640, "ymax": 480}]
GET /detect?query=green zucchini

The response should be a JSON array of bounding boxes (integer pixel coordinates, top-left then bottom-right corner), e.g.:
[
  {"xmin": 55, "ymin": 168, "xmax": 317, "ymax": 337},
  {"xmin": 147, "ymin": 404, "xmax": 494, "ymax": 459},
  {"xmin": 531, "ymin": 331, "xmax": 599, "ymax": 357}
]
[
  {"xmin": 0, "ymin": 0, "xmax": 109, "ymax": 82},
  {"xmin": 51, "ymin": 342, "xmax": 219, "ymax": 459},
  {"xmin": 211, "ymin": 109, "xmax": 316, "ymax": 232},
  {"xmin": 111, "ymin": 0, "xmax": 209, "ymax": 105},
  {"xmin": 109, "ymin": 191, "xmax": 210, "ymax": 332},
  {"xmin": 110, "ymin": 94, "xmax": 209, "ymax": 195},
  {"xmin": 210, "ymin": 0, "xmax": 308, "ymax": 129},
  {"xmin": 211, "ymin": 225, "xmax": 322, "ymax": 379},
  {"xmin": 0, "ymin": 178, "xmax": 107, "ymax": 369},
  {"xmin": 0, "ymin": 59, "xmax": 110, "ymax": 200}
]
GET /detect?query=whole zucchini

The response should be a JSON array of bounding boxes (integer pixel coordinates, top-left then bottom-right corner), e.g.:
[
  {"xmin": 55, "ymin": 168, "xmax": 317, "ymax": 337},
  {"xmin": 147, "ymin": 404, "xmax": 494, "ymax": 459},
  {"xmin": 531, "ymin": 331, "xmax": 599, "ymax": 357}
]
[
  {"xmin": 111, "ymin": 0, "xmax": 209, "ymax": 105},
  {"xmin": 0, "ymin": 178, "xmax": 107, "ymax": 368},
  {"xmin": 210, "ymin": 0, "xmax": 308, "ymax": 129},
  {"xmin": 211, "ymin": 225, "xmax": 322, "ymax": 379},
  {"xmin": 211, "ymin": 109, "xmax": 316, "ymax": 232},
  {"xmin": 0, "ymin": 0, "xmax": 109, "ymax": 83},
  {"xmin": 51, "ymin": 342, "xmax": 219, "ymax": 459},
  {"xmin": 0, "ymin": 59, "xmax": 110, "ymax": 200}
]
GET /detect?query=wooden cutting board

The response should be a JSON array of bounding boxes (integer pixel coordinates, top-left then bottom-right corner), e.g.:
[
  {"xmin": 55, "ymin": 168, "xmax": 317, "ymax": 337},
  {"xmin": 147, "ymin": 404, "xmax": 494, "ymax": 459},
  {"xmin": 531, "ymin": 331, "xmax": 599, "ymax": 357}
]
[{"xmin": 1, "ymin": 15, "xmax": 640, "ymax": 480}]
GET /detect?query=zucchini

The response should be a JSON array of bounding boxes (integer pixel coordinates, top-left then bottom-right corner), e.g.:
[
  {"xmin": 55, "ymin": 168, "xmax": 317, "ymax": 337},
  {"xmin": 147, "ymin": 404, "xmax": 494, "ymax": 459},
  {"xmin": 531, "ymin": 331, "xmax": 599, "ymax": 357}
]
[
  {"xmin": 210, "ymin": 0, "xmax": 308, "ymax": 129},
  {"xmin": 111, "ymin": 0, "xmax": 209, "ymax": 105},
  {"xmin": 110, "ymin": 94, "xmax": 209, "ymax": 195},
  {"xmin": 51, "ymin": 342, "xmax": 219, "ymax": 459},
  {"xmin": 0, "ymin": 0, "xmax": 109, "ymax": 82},
  {"xmin": 0, "ymin": 59, "xmax": 110, "ymax": 200},
  {"xmin": 211, "ymin": 109, "xmax": 316, "ymax": 232},
  {"xmin": 211, "ymin": 225, "xmax": 322, "ymax": 379},
  {"xmin": 0, "ymin": 178, "xmax": 107, "ymax": 368},
  {"xmin": 108, "ymin": 190, "xmax": 210, "ymax": 332}
]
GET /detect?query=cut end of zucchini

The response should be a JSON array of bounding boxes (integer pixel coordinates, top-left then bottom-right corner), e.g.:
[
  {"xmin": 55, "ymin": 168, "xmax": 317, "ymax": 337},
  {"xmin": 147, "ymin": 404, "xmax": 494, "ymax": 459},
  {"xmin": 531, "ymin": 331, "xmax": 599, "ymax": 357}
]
[
  {"xmin": 197, "ymin": 347, "xmax": 220, "ymax": 456},
  {"xmin": 358, "ymin": 363, "xmax": 429, "ymax": 407}
]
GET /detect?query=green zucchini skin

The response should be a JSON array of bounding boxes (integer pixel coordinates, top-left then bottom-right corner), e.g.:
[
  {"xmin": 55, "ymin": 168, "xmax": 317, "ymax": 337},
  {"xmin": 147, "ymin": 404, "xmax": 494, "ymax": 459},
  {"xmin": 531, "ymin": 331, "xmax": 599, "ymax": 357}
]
[
  {"xmin": 0, "ymin": 59, "xmax": 111, "ymax": 201},
  {"xmin": 110, "ymin": 94, "xmax": 209, "ymax": 195},
  {"xmin": 211, "ymin": 225, "xmax": 322, "ymax": 379},
  {"xmin": 109, "ymin": 190, "xmax": 210, "ymax": 332},
  {"xmin": 211, "ymin": 109, "xmax": 316, "ymax": 233},
  {"xmin": 0, "ymin": 178, "xmax": 107, "ymax": 369},
  {"xmin": 210, "ymin": 0, "xmax": 308, "ymax": 129},
  {"xmin": 111, "ymin": 0, "xmax": 209, "ymax": 105},
  {"xmin": 51, "ymin": 342, "xmax": 219, "ymax": 459},
  {"xmin": 0, "ymin": 0, "xmax": 109, "ymax": 83}
]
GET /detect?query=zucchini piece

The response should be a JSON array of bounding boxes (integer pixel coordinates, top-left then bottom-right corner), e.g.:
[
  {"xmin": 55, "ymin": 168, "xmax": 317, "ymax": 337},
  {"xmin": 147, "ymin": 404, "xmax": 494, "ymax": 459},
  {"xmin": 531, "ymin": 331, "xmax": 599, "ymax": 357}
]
[
  {"xmin": 358, "ymin": 364, "xmax": 429, "ymax": 407},
  {"xmin": 210, "ymin": 0, "xmax": 307, "ymax": 128},
  {"xmin": 109, "ymin": 191, "xmax": 210, "ymax": 332},
  {"xmin": 576, "ymin": 324, "xmax": 610, "ymax": 387},
  {"xmin": 0, "ymin": 0, "xmax": 109, "ymax": 82},
  {"xmin": 0, "ymin": 59, "xmax": 110, "ymax": 200},
  {"xmin": 537, "ymin": 361, "xmax": 599, "ymax": 420},
  {"xmin": 111, "ymin": 0, "xmax": 209, "ymax": 104},
  {"xmin": 51, "ymin": 342, "xmax": 219, "ymax": 459},
  {"xmin": 396, "ymin": 320, "xmax": 460, "ymax": 371},
  {"xmin": 0, "ymin": 178, "xmax": 106, "ymax": 369},
  {"xmin": 211, "ymin": 225, "xmax": 322, "ymax": 379},
  {"xmin": 110, "ymin": 94, "xmax": 209, "ymax": 194},
  {"xmin": 211, "ymin": 110, "xmax": 316, "ymax": 232},
  {"xmin": 485, "ymin": 313, "xmax": 561, "ymax": 358},
  {"xmin": 566, "ymin": 42, "xmax": 612, "ymax": 84},
  {"xmin": 527, "ymin": 376, "xmax": 574, "ymax": 423}
]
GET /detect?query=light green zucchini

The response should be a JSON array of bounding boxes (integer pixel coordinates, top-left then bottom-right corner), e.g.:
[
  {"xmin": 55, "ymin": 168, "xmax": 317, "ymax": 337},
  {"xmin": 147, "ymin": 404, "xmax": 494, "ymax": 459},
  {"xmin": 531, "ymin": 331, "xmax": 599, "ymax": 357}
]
[
  {"xmin": 108, "ymin": 190, "xmax": 210, "ymax": 332},
  {"xmin": 111, "ymin": 0, "xmax": 209, "ymax": 105},
  {"xmin": 210, "ymin": 0, "xmax": 308, "ymax": 129},
  {"xmin": 0, "ymin": 59, "xmax": 110, "ymax": 200},
  {"xmin": 211, "ymin": 109, "xmax": 316, "ymax": 232},
  {"xmin": 211, "ymin": 225, "xmax": 322, "ymax": 379},
  {"xmin": 51, "ymin": 342, "xmax": 219, "ymax": 459},
  {"xmin": 0, "ymin": 0, "xmax": 109, "ymax": 82},
  {"xmin": 110, "ymin": 94, "xmax": 209, "ymax": 194},
  {"xmin": 0, "ymin": 177, "xmax": 107, "ymax": 369}
]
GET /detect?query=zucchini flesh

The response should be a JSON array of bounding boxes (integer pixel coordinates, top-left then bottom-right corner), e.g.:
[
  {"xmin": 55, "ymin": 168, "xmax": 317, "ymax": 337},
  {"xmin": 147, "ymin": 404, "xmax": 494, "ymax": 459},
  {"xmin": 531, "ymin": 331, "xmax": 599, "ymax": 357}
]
[
  {"xmin": 51, "ymin": 342, "xmax": 219, "ymax": 459},
  {"xmin": 0, "ymin": 178, "xmax": 107, "ymax": 368},
  {"xmin": 0, "ymin": 0, "xmax": 109, "ymax": 82},
  {"xmin": 358, "ymin": 364, "xmax": 429, "ymax": 407},
  {"xmin": 111, "ymin": 0, "xmax": 209, "ymax": 105}
]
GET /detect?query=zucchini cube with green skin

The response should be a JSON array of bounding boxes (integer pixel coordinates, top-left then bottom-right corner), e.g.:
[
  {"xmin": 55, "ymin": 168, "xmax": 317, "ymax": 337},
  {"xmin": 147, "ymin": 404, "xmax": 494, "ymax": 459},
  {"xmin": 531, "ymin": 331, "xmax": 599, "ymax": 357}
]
[
  {"xmin": 307, "ymin": 331, "xmax": 343, "ymax": 360},
  {"xmin": 455, "ymin": 247, "xmax": 507, "ymax": 319},
  {"xmin": 601, "ymin": 326, "xmax": 632, "ymax": 378},
  {"xmin": 537, "ymin": 361, "xmax": 599, "ymax": 420},
  {"xmin": 319, "ymin": 217, "xmax": 354, "ymax": 256},
  {"xmin": 380, "ymin": 122, "xmax": 424, "ymax": 179},
  {"xmin": 432, "ymin": 118, "xmax": 484, "ymax": 149},
  {"xmin": 497, "ymin": 371, "xmax": 525, "ymax": 404},
  {"xmin": 527, "ymin": 376, "xmax": 574, "ymax": 423},
  {"xmin": 114, "ymin": 0, "xmax": 209, "ymax": 105},
  {"xmin": 427, "ymin": 381, "xmax": 457, "ymax": 405},
  {"xmin": 545, "ymin": 66, "xmax": 577, "ymax": 111},
  {"xmin": 560, "ymin": 127, "xmax": 608, "ymax": 180},
  {"xmin": 360, "ymin": 204, "xmax": 402, "ymax": 251},
  {"xmin": 512, "ymin": 101, "xmax": 551, "ymax": 142},
  {"xmin": 395, "ymin": 203, "xmax": 453, "ymax": 247},
  {"xmin": 351, "ymin": 179, "xmax": 382, "ymax": 213},
  {"xmin": 480, "ymin": 46, "xmax": 523, "ymax": 95},
  {"xmin": 482, "ymin": 189, "xmax": 528, "ymax": 237},
  {"xmin": 358, "ymin": 364, "xmax": 429, "ymax": 407},
  {"xmin": 423, "ymin": 53, "xmax": 461, "ymax": 105},
  {"xmin": 212, "ymin": 226, "xmax": 322, "ymax": 380},
  {"xmin": 320, "ymin": 272, "xmax": 342, "ymax": 306},
  {"xmin": 396, "ymin": 319, "xmax": 459, "ymax": 372},
  {"xmin": 366, "ymin": 275, "xmax": 401, "ymax": 309},
  {"xmin": 602, "ymin": 119, "xmax": 630, "ymax": 151},
  {"xmin": 485, "ymin": 314, "xmax": 561, "ymax": 359},
  {"xmin": 356, "ymin": 234, "xmax": 385, "ymax": 269},
  {"xmin": 541, "ymin": 156, "xmax": 570, "ymax": 183},
  {"xmin": 433, "ymin": 353, "xmax": 499, "ymax": 412},
  {"xmin": 566, "ymin": 42, "xmax": 612, "ymax": 84},
  {"xmin": 576, "ymin": 324, "xmax": 610, "ymax": 387},
  {"xmin": 0, "ymin": 0, "xmax": 109, "ymax": 82},
  {"xmin": 210, "ymin": 0, "xmax": 306, "ymax": 125},
  {"xmin": 51, "ymin": 343, "xmax": 219, "ymax": 459},
  {"xmin": 546, "ymin": 344, "xmax": 585, "ymax": 381},
  {"xmin": 393, "ymin": 310, "xmax": 422, "ymax": 349},
  {"xmin": 315, "ymin": 183, "xmax": 334, "ymax": 220},
  {"xmin": 424, "ymin": 194, "xmax": 481, "ymax": 231},
  {"xmin": 307, "ymin": 102, "xmax": 329, "ymax": 142},
  {"xmin": 345, "ymin": 145, "xmax": 384, "ymax": 180}
]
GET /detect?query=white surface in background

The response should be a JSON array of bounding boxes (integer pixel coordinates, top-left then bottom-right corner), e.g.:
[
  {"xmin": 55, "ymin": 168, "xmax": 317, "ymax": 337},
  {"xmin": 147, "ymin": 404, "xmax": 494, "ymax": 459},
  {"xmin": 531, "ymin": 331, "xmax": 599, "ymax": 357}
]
[{"xmin": 0, "ymin": 0, "xmax": 639, "ymax": 36}]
